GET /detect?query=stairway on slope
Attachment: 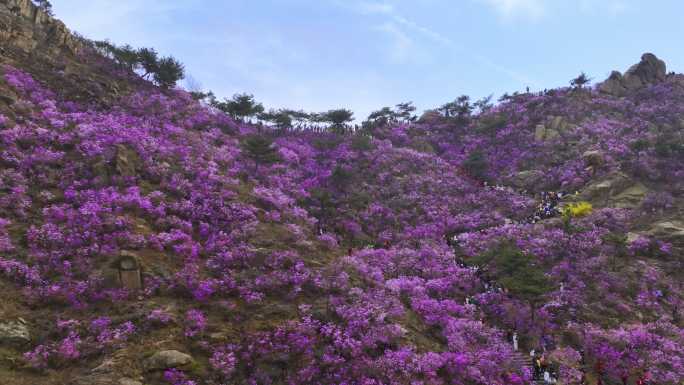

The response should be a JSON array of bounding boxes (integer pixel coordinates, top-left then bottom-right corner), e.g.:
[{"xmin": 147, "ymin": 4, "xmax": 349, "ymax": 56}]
[{"xmin": 510, "ymin": 351, "xmax": 546, "ymax": 385}]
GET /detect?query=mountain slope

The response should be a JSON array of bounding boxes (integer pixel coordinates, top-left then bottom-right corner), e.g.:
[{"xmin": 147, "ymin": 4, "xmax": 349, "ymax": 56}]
[{"xmin": 0, "ymin": 3, "xmax": 681, "ymax": 385}]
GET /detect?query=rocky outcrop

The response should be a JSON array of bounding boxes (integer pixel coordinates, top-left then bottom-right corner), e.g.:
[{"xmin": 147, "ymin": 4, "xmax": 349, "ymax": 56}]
[
  {"xmin": 0, "ymin": 0, "xmax": 85, "ymax": 55},
  {"xmin": 599, "ymin": 53, "xmax": 667, "ymax": 96},
  {"xmin": 625, "ymin": 53, "xmax": 667, "ymax": 84},
  {"xmin": 573, "ymin": 171, "xmax": 649, "ymax": 209},
  {"xmin": 534, "ymin": 116, "xmax": 572, "ymax": 141},
  {"xmin": 612, "ymin": 183, "xmax": 649, "ymax": 209},
  {"xmin": 144, "ymin": 350, "xmax": 194, "ymax": 371},
  {"xmin": 512, "ymin": 170, "xmax": 543, "ymax": 189},
  {"xmin": 0, "ymin": 318, "xmax": 30, "ymax": 346},
  {"xmin": 582, "ymin": 150, "xmax": 604, "ymax": 168},
  {"xmin": 534, "ymin": 123, "xmax": 560, "ymax": 141},
  {"xmin": 647, "ymin": 220, "xmax": 684, "ymax": 248}
]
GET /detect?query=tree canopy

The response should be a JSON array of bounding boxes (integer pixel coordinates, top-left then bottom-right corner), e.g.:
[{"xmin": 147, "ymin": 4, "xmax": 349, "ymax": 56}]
[
  {"xmin": 240, "ymin": 134, "xmax": 280, "ymax": 172},
  {"xmin": 471, "ymin": 243, "xmax": 553, "ymax": 312}
]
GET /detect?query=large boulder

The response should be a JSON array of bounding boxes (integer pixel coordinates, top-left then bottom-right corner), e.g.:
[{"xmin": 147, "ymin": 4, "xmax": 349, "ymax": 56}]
[
  {"xmin": 582, "ymin": 150, "xmax": 605, "ymax": 168},
  {"xmin": 545, "ymin": 128, "xmax": 560, "ymax": 140},
  {"xmin": 648, "ymin": 221, "xmax": 684, "ymax": 247},
  {"xmin": 578, "ymin": 172, "xmax": 631, "ymax": 202},
  {"xmin": 612, "ymin": 182, "xmax": 649, "ymax": 209},
  {"xmin": 0, "ymin": 319, "xmax": 30, "ymax": 346},
  {"xmin": 574, "ymin": 172, "xmax": 648, "ymax": 208},
  {"xmin": 144, "ymin": 350, "xmax": 194, "ymax": 372},
  {"xmin": 599, "ymin": 71, "xmax": 628, "ymax": 96},
  {"xmin": 534, "ymin": 124, "xmax": 559, "ymax": 141},
  {"xmin": 599, "ymin": 53, "xmax": 667, "ymax": 96},
  {"xmin": 512, "ymin": 170, "xmax": 543, "ymax": 189},
  {"xmin": 548, "ymin": 116, "xmax": 572, "ymax": 133},
  {"xmin": 624, "ymin": 53, "xmax": 666, "ymax": 87}
]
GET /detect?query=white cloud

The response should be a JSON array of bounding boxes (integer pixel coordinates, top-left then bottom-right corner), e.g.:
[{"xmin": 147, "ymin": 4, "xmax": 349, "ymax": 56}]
[
  {"xmin": 375, "ymin": 22, "xmax": 414, "ymax": 62},
  {"xmin": 337, "ymin": 0, "xmax": 539, "ymax": 87},
  {"xmin": 392, "ymin": 15, "xmax": 454, "ymax": 46},
  {"xmin": 479, "ymin": 0, "xmax": 545, "ymax": 20}
]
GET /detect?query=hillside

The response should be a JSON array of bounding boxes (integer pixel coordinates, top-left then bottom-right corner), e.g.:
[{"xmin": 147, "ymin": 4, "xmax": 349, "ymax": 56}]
[{"xmin": 0, "ymin": 2, "xmax": 682, "ymax": 385}]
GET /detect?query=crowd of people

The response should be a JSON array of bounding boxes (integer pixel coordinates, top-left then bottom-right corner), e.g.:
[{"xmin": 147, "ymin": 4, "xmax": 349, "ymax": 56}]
[
  {"xmin": 449, "ymin": 185, "xmax": 659, "ymax": 385},
  {"xmin": 525, "ymin": 191, "xmax": 566, "ymax": 224},
  {"xmin": 530, "ymin": 349, "xmax": 559, "ymax": 384},
  {"xmin": 481, "ymin": 182, "xmax": 568, "ymax": 225}
]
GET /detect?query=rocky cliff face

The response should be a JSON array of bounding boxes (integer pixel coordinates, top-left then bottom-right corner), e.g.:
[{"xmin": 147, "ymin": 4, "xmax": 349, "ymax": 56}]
[
  {"xmin": 0, "ymin": 1, "xmax": 142, "ymax": 110},
  {"xmin": 0, "ymin": 0, "xmax": 84, "ymax": 55},
  {"xmin": 599, "ymin": 53, "xmax": 668, "ymax": 96}
]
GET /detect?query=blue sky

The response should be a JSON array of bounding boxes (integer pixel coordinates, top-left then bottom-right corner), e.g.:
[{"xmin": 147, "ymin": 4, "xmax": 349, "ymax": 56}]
[{"xmin": 52, "ymin": 0, "xmax": 684, "ymax": 120}]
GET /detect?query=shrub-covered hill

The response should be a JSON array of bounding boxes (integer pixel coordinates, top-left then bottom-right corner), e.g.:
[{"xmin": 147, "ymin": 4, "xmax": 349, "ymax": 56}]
[{"xmin": 0, "ymin": 3, "xmax": 682, "ymax": 385}]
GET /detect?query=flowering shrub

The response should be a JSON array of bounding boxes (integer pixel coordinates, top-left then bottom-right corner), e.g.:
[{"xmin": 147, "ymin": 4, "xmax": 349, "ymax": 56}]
[
  {"xmin": 209, "ymin": 347, "xmax": 237, "ymax": 379},
  {"xmin": 562, "ymin": 201, "xmax": 593, "ymax": 218},
  {"xmin": 0, "ymin": 61, "xmax": 682, "ymax": 385},
  {"xmin": 163, "ymin": 369, "xmax": 197, "ymax": 385},
  {"xmin": 147, "ymin": 308, "xmax": 174, "ymax": 325},
  {"xmin": 183, "ymin": 309, "xmax": 207, "ymax": 338}
]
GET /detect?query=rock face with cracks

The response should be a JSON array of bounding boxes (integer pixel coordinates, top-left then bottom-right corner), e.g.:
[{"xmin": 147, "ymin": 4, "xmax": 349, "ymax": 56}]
[{"xmin": 599, "ymin": 53, "xmax": 668, "ymax": 96}]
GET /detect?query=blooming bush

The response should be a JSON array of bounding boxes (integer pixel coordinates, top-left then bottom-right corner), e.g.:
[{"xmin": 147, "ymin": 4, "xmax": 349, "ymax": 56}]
[
  {"xmin": 183, "ymin": 309, "xmax": 207, "ymax": 338},
  {"xmin": 562, "ymin": 201, "xmax": 594, "ymax": 218},
  {"xmin": 0, "ymin": 59, "xmax": 681, "ymax": 385}
]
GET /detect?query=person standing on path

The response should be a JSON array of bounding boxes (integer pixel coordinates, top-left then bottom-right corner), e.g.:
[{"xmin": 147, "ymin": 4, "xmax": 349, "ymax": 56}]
[{"xmin": 512, "ymin": 332, "xmax": 518, "ymax": 351}]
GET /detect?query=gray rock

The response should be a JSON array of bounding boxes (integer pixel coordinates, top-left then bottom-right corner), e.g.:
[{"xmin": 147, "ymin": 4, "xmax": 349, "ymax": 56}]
[
  {"xmin": 599, "ymin": 53, "xmax": 667, "ymax": 96},
  {"xmin": 648, "ymin": 221, "xmax": 684, "ymax": 247},
  {"xmin": 582, "ymin": 150, "xmax": 604, "ymax": 168},
  {"xmin": 119, "ymin": 379, "xmax": 143, "ymax": 385},
  {"xmin": 535, "ymin": 124, "xmax": 546, "ymax": 141},
  {"xmin": 512, "ymin": 170, "xmax": 543, "ymax": 189},
  {"xmin": 144, "ymin": 350, "xmax": 193, "ymax": 371},
  {"xmin": 624, "ymin": 53, "xmax": 666, "ymax": 87},
  {"xmin": 548, "ymin": 116, "xmax": 571, "ymax": 133},
  {"xmin": 599, "ymin": 71, "xmax": 627, "ymax": 96},
  {"xmin": 580, "ymin": 172, "xmax": 630, "ymax": 199},
  {"xmin": 626, "ymin": 232, "xmax": 642, "ymax": 244},
  {"xmin": 0, "ymin": 319, "xmax": 30, "ymax": 346},
  {"xmin": 544, "ymin": 128, "xmax": 560, "ymax": 140},
  {"xmin": 612, "ymin": 183, "xmax": 649, "ymax": 209}
]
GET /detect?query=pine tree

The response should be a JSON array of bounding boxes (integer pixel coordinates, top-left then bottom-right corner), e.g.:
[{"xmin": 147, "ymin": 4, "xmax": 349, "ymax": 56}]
[
  {"xmin": 472, "ymin": 243, "xmax": 553, "ymax": 321},
  {"xmin": 154, "ymin": 56, "xmax": 185, "ymax": 89},
  {"xmin": 325, "ymin": 109, "xmax": 354, "ymax": 134},
  {"xmin": 220, "ymin": 93, "xmax": 264, "ymax": 122},
  {"xmin": 114, "ymin": 44, "xmax": 139, "ymax": 71},
  {"xmin": 240, "ymin": 135, "xmax": 280, "ymax": 172},
  {"xmin": 33, "ymin": 0, "xmax": 53, "ymax": 16},
  {"xmin": 395, "ymin": 102, "xmax": 417, "ymax": 123},
  {"xmin": 137, "ymin": 48, "xmax": 159, "ymax": 79},
  {"xmin": 570, "ymin": 72, "xmax": 591, "ymax": 89}
]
